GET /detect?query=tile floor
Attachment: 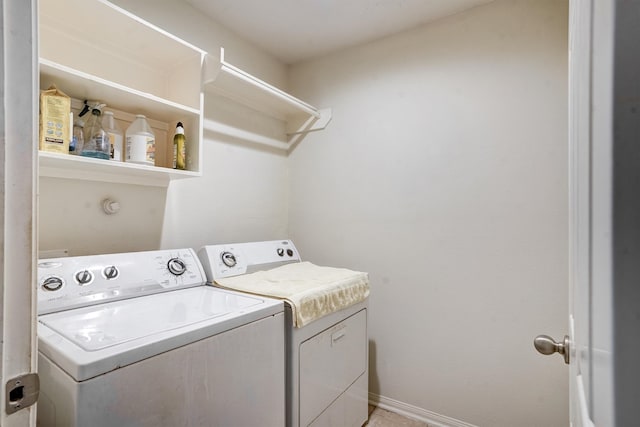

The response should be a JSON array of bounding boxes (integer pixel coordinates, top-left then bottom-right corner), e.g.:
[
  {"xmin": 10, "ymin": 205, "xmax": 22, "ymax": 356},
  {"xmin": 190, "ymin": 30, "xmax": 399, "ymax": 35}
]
[{"xmin": 365, "ymin": 405, "xmax": 430, "ymax": 427}]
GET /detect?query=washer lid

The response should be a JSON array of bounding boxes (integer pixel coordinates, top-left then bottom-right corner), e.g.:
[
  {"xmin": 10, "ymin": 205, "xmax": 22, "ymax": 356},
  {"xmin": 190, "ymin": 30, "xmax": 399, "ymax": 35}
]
[{"xmin": 39, "ymin": 286, "xmax": 262, "ymax": 351}]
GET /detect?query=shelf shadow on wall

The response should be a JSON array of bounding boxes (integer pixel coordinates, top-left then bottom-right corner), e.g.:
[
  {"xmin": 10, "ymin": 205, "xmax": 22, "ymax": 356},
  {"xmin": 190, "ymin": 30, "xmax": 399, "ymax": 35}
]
[{"xmin": 202, "ymin": 95, "xmax": 290, "ymax": 156}]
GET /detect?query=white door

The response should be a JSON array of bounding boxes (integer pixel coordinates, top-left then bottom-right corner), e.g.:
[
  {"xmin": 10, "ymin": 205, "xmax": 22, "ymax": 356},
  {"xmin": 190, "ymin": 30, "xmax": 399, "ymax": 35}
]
[
  {"xmin": 545, "ymin": 0, "xmax": 618, "ymax": 426},
  {"xmin": 536, "ymin": 0, "xmax": 615, "ymax": 425},
  {"xmin": 566, "ymin": 0, "xmax": 595, "ymax": 423},
  {"xmin": 0, "ymin": 0, "xmax": 39, "ymax": 426},
  {"xmin": 583, "ymin": 0, "xmax": 640, "ymax": 425}
]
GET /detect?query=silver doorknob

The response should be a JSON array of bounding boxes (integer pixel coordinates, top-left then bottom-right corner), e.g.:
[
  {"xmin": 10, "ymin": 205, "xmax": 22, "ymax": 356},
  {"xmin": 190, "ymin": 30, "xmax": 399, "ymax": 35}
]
[{"xmin": 534, "ymin": 334, "xmax": 570, "ymax": 364}]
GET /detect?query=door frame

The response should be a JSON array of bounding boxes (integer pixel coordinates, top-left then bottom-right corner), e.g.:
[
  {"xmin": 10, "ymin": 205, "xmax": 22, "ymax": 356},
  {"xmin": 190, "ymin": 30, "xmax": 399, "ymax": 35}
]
[{"xmin": 0, "ymin": 0, "xmax": 39, "ymax": 425}]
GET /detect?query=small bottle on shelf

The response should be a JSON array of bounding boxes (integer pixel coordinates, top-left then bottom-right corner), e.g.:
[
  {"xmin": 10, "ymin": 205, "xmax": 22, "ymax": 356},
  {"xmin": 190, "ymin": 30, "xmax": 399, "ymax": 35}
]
[
  {"xmin": 103, "ymin": 111, "xmax": 123, "ymax": 161},
  {"xmin": 172, "ymin": 122, "xmax": 186, "ymax": 170},
  {"xmin": 71, "ymin": 117, "xmax": 85, "ymax": 155},
  {"xmin": 126, "ymin": 115, "xmax": 155, "ymax": 166}
]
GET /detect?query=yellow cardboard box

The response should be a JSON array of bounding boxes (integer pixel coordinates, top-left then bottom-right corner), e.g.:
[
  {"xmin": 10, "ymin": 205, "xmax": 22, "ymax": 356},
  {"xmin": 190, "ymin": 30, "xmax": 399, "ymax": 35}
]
[{"xmin": 39, "ymin": 85, "xmax": 70, "ymax": 153}]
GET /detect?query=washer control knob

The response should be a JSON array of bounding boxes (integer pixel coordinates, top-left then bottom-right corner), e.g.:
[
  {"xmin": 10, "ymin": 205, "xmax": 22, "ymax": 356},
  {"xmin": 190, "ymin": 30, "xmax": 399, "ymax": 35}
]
[
  {"xmin": 277, "ymin": 248, "xmax": 285, "ymax": 257},
  {"xmin": 221, "ymin": 251, "xmax": 237, "ymax": 268},
  {"xmin": 75, "ymin": 270, "xmax": 94, "ymax": 286},
  {"xmin": 103, "ymin": 265, "xmax": 119, "ymax": 280},
  {"xmin": 287, "ymin": 249, "xmax": 294, "ymax": 257},
  {"xmin": 167, "ymin": 258, "xmax": 187, "ymax": 276},
  {"xmin": 42, "ymin": 276, "xmax": 64, "ymax": 291}
]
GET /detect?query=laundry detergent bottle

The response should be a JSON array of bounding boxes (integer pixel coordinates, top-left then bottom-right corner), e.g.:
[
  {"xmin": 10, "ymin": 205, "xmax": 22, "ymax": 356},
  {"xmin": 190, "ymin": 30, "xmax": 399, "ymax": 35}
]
[
  {"xmin": 80, "ymin": 103, "xmax": 110, "ymax": 160},
  {"xmin": 126, "ymin": 115, "xmax": 155, "ymax": 166}
]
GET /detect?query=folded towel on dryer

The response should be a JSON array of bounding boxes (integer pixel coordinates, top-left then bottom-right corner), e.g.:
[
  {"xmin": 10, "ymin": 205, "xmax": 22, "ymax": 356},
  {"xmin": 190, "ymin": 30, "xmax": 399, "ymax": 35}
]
[{"xmin": 214, "ymin": 261, "xmax": 369, "ymax": 327}]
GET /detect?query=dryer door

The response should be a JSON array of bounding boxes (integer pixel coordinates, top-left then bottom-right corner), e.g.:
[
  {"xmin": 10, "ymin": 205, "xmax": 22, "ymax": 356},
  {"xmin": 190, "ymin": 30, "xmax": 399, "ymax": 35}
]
[{"xmin": 299, "ymin": 309, "xmax": 367, "ymax": 426}]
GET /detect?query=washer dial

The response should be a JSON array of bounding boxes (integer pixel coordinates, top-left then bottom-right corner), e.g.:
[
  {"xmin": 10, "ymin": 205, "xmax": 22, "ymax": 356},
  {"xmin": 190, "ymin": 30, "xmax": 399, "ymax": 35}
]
[
  {"xmin": 221, "ymin": 251, "xmax": 237, "ymax": 267},
  {"xmin": 103, "ymin": 265, "xmax": 119, "ymax": 280},
  {"xmin": 167, "ymin": 258, "xmax": 187, "ymax": 276},
  {"xmin": 75, "ymin": 270, "xmax": 94, "ymax": 286},
  {"xmin": 42, "ymin": 276, "xmax": 64, "ymax": 291}
]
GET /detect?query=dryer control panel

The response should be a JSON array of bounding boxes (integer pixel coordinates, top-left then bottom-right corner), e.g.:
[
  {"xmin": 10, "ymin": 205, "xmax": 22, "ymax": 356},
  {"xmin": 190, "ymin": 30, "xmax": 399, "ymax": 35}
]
[
  {"xmin": 37, "ymin": 248, "xmax": 206, "ymax": 315},
  {"xmin": 198, "ymin": 240, "xmax": 301, "ymax": 281}
]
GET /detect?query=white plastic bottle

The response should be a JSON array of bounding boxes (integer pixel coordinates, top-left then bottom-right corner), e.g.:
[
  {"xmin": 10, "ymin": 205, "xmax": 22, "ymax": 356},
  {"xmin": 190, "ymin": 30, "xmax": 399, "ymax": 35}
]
[
  {"xmin": 125, "ymin": 114, "xmax": 155, "ymax": 166},
  {"xmin": 103, "ymin": 111, "xmax": 123, "ymax": 161}
]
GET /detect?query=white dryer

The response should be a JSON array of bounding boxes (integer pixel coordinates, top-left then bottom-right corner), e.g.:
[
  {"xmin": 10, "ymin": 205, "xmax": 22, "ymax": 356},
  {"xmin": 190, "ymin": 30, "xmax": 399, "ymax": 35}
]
[
  {"xmin": 36, "ymin": 248, "xmax": 285, "ymax": 427},
  {"xmin": 198, "ymin": 241, "xmax": 369, "ymax": 427}
]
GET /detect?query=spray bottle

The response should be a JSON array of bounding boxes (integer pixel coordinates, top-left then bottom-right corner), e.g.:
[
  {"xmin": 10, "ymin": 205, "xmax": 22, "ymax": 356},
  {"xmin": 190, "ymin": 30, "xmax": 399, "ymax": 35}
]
[{"xmin": 80, "ymin": 103, "xmax": 109, "ymax": 160}]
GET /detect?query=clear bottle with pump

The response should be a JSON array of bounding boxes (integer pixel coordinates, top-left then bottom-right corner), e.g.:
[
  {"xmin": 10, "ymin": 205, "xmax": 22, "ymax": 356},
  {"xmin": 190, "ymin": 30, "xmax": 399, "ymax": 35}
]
[
  {"xmin": 80, "ymin": 103, "xmax": 109, "ymax": 160},
  {"xmin": 103, "ymin": 111, "xmax": 123, "ymax": 161},
  {"xmin": 126, "ymin": 115, "xmax": 155, "ymax": 166},
  {"xmin": 172, "ymin": 122, "xmax": 186, "ymax": 170}
]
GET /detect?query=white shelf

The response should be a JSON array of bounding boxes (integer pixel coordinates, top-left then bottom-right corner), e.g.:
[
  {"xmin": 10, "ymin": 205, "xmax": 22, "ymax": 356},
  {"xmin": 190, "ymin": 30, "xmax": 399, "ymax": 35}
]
[
  {"xmin": 40, "ymin": 60, "xmax": 200, "ymax": 122},
  {"xmin": 203, "ymin": 48, "xmax": 331, "ymax": 146},
  {"xmin": 39, "ymin": 152, "xmax": 200, "ymax": 187},
  {"xmin": 38, "ymin": 0, "xmax": 205, "ymax": 181},
  {"xmin": 39, "ymin": 0, "xmax": 205, "ymax": 110}
]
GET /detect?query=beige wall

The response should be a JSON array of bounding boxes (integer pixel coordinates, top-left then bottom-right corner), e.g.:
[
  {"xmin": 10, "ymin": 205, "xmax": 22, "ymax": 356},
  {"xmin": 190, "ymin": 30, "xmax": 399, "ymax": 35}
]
[
  {"xmin": 39, "ymin": 0, "xmax": 290, "ymax": 255},
  {"xmin": 288, "ymin": 1, "xmax": 569, "ymax": 425},
  {"xmin": 40, "ymin": 0, "xmax": 571, "ymax": 424}
]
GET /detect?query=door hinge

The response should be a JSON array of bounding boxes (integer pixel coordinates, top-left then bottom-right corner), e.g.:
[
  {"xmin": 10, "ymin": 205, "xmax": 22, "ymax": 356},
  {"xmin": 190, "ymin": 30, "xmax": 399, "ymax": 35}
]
[{"xmin": 5, "ymin": 373, "xmax": 39, "ymax": 415}]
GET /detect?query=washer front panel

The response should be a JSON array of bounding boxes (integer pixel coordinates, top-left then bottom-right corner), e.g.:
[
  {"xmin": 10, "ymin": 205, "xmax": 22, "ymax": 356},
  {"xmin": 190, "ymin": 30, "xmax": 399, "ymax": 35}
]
[{"xmin": 37, "ymin": 248, "xmax": 205, "ymax": 314}]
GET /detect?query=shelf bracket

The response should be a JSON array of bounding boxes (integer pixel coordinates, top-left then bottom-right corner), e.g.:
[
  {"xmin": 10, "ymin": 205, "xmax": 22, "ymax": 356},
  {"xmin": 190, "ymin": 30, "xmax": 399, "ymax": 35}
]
[
  {"xmin": 286, "ymin": 108, "xmax": 332, "ymax": 137},
  {"xmin": 204, "ymin": 47, "xmax": 333, "ymax": 151}
]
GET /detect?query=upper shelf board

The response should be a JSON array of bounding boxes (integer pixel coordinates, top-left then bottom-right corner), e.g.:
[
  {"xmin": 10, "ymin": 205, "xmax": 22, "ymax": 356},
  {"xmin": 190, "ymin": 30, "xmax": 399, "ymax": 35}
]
[
  {"xmin": 39, "ymin": 0, "xmax": 205, "ymax": 72},
  {"xmin": 203, "ymin": 48, "xmax": 331, "ymax": 134}
]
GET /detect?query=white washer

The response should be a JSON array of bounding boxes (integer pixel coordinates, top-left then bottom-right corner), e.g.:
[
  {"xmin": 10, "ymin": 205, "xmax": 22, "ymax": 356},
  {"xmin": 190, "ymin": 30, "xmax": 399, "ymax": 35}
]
[
  {"xmin": 36, "ymin": 248, "xmax": 285, "ymax": 427},
  {"xmin": 198, "ymin": 241, "xmax": 369, "ymax": 427}
]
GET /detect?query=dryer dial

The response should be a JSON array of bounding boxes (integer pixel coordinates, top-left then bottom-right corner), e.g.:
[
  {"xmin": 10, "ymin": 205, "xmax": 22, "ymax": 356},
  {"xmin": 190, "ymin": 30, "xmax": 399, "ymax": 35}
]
[
  {"xmin": 221, "ymin": 251, "xmax": 237, "ymax": 267},
  {"xmin": 167, "ymin": 258, "xmax": 187, "ymax": 276}
]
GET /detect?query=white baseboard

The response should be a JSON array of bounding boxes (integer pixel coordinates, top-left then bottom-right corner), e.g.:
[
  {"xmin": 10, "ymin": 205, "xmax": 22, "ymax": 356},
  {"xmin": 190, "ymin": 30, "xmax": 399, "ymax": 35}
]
[{"xmin": 368, "ymin": 393, "xmax": 478, "ymax": 427}]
